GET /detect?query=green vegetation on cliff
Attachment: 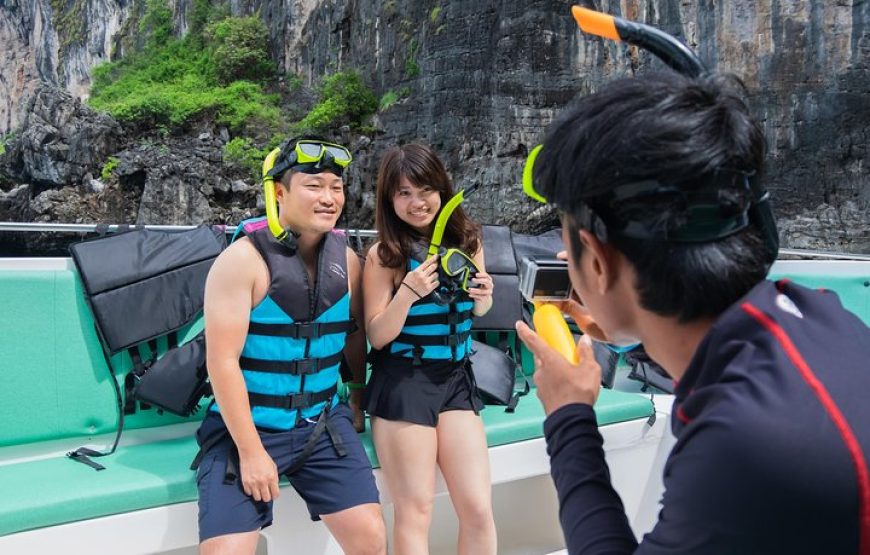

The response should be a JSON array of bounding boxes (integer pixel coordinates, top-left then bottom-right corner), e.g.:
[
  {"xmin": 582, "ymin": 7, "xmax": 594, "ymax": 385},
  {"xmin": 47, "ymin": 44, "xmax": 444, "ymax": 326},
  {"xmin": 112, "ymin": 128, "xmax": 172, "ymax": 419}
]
[
  {"xmin": 89, "ymin": 2, "xmax": 280, "ymax": 133},
  {"xmin": 297, "ymin": 72, "xmax": 377, "ymax": 132},
  {"xmin": 89, "ymin": 0, "xmax": 378, "ymax": 145}
]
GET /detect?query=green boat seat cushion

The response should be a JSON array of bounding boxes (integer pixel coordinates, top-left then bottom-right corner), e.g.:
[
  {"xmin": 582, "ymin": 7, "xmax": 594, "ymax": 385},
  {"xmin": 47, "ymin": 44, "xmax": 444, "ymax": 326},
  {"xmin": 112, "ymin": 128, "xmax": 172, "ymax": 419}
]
[{"xmin": 0, "ymin": 387, "xmax": 652, "ymax": 537}]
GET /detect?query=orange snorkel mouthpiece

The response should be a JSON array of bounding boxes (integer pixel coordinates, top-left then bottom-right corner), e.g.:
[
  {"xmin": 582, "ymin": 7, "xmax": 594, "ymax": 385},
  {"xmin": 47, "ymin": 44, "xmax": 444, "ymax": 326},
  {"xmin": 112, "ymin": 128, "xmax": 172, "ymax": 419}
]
[{"xmin": 571, "ymin": 6, "xmax": 620, "ymax": 41}]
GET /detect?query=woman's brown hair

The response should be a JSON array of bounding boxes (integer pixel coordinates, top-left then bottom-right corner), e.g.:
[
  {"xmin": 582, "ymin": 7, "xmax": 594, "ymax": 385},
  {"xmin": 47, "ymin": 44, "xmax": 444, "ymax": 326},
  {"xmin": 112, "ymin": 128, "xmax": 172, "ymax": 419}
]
[{"xmin": 375, "ymin": 143, "xmax": 480, "ymax": 268}]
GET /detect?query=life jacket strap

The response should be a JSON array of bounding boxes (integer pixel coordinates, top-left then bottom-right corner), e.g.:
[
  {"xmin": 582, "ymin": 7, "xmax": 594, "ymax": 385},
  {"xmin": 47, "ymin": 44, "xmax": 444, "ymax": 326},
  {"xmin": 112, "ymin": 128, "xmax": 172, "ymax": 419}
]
[
  {"xmin": 239, "ymin": 351, "xmax": 343, "ymax": 375},
  {"xmin": 247, "ymin": 319, "xmax": 355, "ymax": 339},
  {"xmin": 394, "ymin": 330, "xmax": 471, "ymax": 347},
  {"xmin": 248, "ymin": 384, "xmax": 338, "ymax": 411},
  {"xmin": 404, "ymin": 309, "xmax": 473, "ymax": 327},
  {"xmin": 190, "ymin": 403, "xmax": 349, "ymax": 482},
  {"xmin": 283, "ymin": 405, "xmax": 348, "ymax": 477}
]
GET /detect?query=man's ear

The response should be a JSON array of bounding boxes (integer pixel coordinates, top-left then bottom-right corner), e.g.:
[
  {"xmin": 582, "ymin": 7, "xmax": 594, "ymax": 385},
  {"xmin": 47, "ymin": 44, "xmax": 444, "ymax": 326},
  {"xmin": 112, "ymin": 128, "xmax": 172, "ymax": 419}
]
[
  {"xmin": 578, "ymin": 228, "xmax": 614, "ymax": 294},
  {"xmin": 274, "ymin": 179, "xmax": 288, "ymax": 202}
]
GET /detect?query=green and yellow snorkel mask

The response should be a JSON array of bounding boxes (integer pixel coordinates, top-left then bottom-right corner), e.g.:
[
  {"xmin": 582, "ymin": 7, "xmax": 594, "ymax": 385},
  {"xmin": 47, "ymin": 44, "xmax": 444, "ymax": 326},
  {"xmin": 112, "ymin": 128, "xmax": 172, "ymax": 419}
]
[
  {"xmin": 262, "ymin": 138, "xmax": 353, "ymax": 251},
  {"xmin": 427, "ymin": 183, "xmax": 481, "ymax": 305}
]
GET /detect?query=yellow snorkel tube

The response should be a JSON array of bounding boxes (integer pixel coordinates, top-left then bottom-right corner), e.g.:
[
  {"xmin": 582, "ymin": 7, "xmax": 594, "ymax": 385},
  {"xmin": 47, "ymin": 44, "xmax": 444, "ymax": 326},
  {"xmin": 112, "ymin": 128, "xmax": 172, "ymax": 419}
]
[
  {"xmin": 262, "ymin": 146, "xmax": 297, "ymax": 249},
  {"xmin": 427, "ymin": 183, "xmax": 481, "ymax": 304},
  {"xmin": 261, "ymin": 138, "xmax": 353, "ymax": 252}
]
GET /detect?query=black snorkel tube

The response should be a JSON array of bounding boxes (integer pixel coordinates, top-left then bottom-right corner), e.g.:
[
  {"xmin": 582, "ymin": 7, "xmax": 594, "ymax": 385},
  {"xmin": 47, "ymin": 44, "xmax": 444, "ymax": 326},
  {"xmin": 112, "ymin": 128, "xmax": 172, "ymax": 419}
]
[
  {"xmin": 566, "ymin": 6, "xmax": 779, "ymax": 267},
  {"xmin": 571, "ymin": 6, "xmax": 705, "ymax": 77}
]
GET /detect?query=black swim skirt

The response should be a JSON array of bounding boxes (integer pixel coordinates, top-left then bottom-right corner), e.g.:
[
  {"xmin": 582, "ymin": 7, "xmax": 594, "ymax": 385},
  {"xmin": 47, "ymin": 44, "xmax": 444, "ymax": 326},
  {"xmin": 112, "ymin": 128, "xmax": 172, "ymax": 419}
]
[{"xmin": 363, "ymin": 352, "xmax": 484, "ymax": 427}]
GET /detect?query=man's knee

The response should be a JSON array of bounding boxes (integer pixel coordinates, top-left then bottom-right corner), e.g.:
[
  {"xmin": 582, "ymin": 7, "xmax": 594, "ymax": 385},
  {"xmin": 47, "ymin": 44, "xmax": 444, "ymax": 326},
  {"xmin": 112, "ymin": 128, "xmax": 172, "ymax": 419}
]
[
  {"xmin": 200, "ymin": 530, "xmax": 261, "ymax": 555},
  {"xmin": 351, "ymin": 518, "xmax": 387, "ymax": 555},
  {"xmin": 327, "ymin": 504, "xmax": 387, "ymax": 555}
]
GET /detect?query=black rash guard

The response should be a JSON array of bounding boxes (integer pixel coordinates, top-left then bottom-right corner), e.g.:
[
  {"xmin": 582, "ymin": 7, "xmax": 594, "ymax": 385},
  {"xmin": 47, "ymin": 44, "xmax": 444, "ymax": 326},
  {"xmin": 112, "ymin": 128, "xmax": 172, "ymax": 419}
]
[{"xmin": 544, "ymin": 279, "xmax": 870, "ymax": 555}]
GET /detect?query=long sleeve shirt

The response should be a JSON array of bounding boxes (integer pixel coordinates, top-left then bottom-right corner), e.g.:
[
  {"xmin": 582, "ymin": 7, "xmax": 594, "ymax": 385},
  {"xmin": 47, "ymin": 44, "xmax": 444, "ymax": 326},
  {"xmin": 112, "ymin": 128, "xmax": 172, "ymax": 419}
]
[{"xmin": 545, "ymin": 279, "xmax": 870, "ymax": 555}]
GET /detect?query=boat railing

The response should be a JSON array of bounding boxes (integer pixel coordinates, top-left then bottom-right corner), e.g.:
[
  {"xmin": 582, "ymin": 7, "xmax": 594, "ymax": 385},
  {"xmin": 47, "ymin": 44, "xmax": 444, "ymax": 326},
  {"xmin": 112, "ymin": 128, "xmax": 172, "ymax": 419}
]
[{"xmin": 1, "ymin": 221, "xmax": 869, "ymax": 261}]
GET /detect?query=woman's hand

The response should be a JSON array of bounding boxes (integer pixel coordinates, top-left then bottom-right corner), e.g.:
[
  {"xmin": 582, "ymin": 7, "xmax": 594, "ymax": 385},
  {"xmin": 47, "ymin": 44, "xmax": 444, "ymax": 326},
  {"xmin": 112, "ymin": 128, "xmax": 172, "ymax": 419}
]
[
  {"xmin": 400, "ymin": 255, "xmax": 440, "ymax": 299},
  {"xmin": 468, "ymin": 271, "xmax": 493, "ymax": 302}
]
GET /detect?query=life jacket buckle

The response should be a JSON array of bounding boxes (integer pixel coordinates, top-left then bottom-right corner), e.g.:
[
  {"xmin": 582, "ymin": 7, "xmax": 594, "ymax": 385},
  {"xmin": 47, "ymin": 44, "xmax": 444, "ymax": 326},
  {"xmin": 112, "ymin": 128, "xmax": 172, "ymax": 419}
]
[
  {"xmin": 294, "ymin": 358, "xmax": 318, "ymax": 375},
  {"xmin": 291, "ymin": 322, "xmax": 319, "ymax": 339},
  {"xmin": 411, "ymin": 345, "xmax": 424, "ymax": 366},
  {"xmin": 290, "ymin": 391, "xmax": 312, "ymax": 408}
]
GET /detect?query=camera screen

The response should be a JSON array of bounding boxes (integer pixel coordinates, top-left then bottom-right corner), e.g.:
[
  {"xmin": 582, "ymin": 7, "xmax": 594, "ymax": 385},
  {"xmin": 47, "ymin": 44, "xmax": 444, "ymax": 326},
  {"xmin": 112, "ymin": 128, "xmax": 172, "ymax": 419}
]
[{"xmin": 533, "ymin": 267, "xmax": 572, "ymax": 299}]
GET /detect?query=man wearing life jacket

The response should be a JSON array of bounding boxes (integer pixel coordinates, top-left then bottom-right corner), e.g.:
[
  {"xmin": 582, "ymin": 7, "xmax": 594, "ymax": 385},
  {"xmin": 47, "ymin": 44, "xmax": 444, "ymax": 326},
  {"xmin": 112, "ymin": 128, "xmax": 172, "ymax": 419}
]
[
  {"xmin": 517, "ymin": 72, "xmax": 870, "ymax": 553},
  {"xmin": 194, "ymin": 137, "xmax": 385, "ymax": 554}
]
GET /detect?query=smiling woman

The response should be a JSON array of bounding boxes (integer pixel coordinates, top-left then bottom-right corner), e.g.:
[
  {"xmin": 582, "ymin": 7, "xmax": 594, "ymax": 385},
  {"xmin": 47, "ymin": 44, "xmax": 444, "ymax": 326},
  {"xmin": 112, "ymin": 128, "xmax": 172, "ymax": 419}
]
[{"xmin": 362, "ymin": 143, "xmax": 497, "ymax": 555}]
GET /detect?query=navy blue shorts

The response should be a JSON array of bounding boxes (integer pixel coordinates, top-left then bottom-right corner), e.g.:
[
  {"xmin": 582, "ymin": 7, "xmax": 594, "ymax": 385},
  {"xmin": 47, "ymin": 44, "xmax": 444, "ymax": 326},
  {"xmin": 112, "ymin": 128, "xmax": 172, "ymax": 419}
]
[{"xmin": 196, "ymin": 403, "xmax": 379, "ymax": 542}]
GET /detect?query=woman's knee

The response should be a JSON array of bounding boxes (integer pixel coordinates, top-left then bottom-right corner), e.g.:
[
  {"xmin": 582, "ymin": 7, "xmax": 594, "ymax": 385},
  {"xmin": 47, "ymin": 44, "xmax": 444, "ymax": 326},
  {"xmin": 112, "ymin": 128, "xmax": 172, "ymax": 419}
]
[
  {"xmin": 455, "ymin": 497, "xmax": 495, "ymax": 530},
  {"xmin": 394, "ymin": 495, "xmax": 435, "ymax": 523}
]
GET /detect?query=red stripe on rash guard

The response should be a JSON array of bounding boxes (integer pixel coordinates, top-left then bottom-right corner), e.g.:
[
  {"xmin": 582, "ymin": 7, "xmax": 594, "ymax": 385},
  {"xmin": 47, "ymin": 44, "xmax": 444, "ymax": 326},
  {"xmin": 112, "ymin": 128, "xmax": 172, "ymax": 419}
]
[
  {"xmin": 675, "ymin": 405, "xmax": 692, "ymax": 424},
  {"xmin": 742, "ymin": 302, "xmax": 870, "ymax": 554}
]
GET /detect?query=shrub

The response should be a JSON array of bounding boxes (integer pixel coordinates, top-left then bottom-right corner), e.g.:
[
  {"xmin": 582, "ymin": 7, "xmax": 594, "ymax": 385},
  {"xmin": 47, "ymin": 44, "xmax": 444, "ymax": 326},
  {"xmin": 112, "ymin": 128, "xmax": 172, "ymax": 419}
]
[
  {"xmin": 224, "ymin": 137, "xmax": 266, "ymax": 179},
  {"xmin": 297, "ymin": 71, "xmax": 377, "ymax": 132},
  {"xmin": 379, "ymin": 87, "xmax": 412, "ymax": 112},
  {"xmin": 140, "ymin": 0, "xmax": 173, "ymax": 49},
  {"xmin": 101, "ymin": 156, "xmax": 120, "ymax": 180},
  {"xmin": 405, "ymin": 39, "xmax": 420, "ymax": 78},
  {"xmin": 89, "ymin": 15, "xmax": 281, "ymax": 134},
  {"xmin": 205, "ymin": 16, "xmax": 274, "ymax": 85},
  {"xmin": 379, "ymin": 90, "xmax": 399, "ymax": 112}
]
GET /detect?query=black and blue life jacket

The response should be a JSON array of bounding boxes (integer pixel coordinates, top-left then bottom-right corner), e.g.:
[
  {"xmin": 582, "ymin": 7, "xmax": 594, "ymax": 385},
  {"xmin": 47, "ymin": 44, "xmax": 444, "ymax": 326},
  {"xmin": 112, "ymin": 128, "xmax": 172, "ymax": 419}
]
[
  {"xmin": 386, "ymin": 251, "xmax": 474, "ymax": 364},
  {"xmin": 208, "ymin": 217, "xmax": 354, "ymax": 431}
]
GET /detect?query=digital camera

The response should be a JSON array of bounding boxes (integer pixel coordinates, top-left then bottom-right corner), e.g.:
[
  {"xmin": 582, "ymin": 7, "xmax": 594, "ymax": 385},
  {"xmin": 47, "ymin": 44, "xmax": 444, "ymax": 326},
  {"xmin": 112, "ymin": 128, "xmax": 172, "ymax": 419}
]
[{"xmin": 518, "ymin": 257, "xmax": 572, "ymax": 302}]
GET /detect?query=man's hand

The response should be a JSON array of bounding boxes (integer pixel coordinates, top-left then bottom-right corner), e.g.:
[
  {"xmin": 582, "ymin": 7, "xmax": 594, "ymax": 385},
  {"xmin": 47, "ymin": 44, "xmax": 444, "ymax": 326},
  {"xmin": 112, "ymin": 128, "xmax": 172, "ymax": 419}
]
[
  {"xmin": 516, "ymin": 321, "xmax": 602, "ymax": 414},
  {"xmin": 349, "ymin": 389, "xmax": 366, "ymax": 432},
  {"xmin": 550, "ymin": 295, "xmax": 610, "ymax": 343},
  {"xmin": 238, "ymin": 447, "xmax": 280, "ymax": 503},
  {"xmin": 553, "ymin": 250, "xmax": 609, "ymax": 343}
]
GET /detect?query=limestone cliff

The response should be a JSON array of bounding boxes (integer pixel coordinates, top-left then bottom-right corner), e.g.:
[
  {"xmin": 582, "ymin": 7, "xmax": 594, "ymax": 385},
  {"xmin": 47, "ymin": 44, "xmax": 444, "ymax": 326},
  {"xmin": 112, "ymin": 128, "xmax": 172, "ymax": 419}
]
[{"xmin": 0, "ymin": 0, "xmax": 867, "ymax": 252}]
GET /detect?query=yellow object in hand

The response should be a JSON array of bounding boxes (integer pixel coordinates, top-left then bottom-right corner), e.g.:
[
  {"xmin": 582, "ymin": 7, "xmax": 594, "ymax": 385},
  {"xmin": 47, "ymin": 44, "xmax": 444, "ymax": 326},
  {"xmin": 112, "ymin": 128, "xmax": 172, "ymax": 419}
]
[{"xmin": 532, "ymin": 303, "xmax": 579, "ymax": 364}]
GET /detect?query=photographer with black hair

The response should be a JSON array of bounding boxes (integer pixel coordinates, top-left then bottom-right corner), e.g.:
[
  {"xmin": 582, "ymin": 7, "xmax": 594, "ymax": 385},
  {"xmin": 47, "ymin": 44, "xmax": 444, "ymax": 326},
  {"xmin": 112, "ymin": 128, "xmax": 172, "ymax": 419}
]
[{"xmin": 516, "ymin": 71, "xmax": 870, "ymax": 554}]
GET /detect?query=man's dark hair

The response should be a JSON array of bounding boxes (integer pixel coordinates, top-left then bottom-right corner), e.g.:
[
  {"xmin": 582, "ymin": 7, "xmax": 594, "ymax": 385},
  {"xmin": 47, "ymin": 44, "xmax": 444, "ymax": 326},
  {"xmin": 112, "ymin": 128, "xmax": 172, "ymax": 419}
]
[{"xmin": 535, "ymin": 71, "xmax": 771, "ymax": 322}]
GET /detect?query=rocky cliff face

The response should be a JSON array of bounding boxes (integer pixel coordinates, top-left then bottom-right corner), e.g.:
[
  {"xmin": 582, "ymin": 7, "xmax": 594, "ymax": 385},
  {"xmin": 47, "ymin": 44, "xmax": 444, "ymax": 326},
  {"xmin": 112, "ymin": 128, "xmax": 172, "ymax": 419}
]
[
  {"xmin": 295, "ymin": 0, "xmax": 869, "ymax": 249},
  {"xmin": 1, "ymin": 0, "xmax": 867, "ymax": 253},
  {"xmin": 0, "ymin": 0, "xmax": 131, "ymax": 135}
]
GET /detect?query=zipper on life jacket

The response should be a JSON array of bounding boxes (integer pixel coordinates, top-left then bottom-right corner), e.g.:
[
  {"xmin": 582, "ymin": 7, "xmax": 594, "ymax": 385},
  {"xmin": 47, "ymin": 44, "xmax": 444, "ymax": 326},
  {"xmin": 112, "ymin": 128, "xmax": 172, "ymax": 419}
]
[{"xmin": 296, "ymin": 237, "xmax": 325, "ymax": 424}]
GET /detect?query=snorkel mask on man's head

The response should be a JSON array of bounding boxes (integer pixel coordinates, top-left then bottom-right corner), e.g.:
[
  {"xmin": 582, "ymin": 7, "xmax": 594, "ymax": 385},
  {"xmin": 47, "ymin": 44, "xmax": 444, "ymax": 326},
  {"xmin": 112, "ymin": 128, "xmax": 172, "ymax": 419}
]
[
  {"xmin": 262, "ymin": 137, "xmax": 353, "ymax": 252},
  {"xmin": 522, "ymin": 6, "xmax": 779, "ymax": 268}
]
